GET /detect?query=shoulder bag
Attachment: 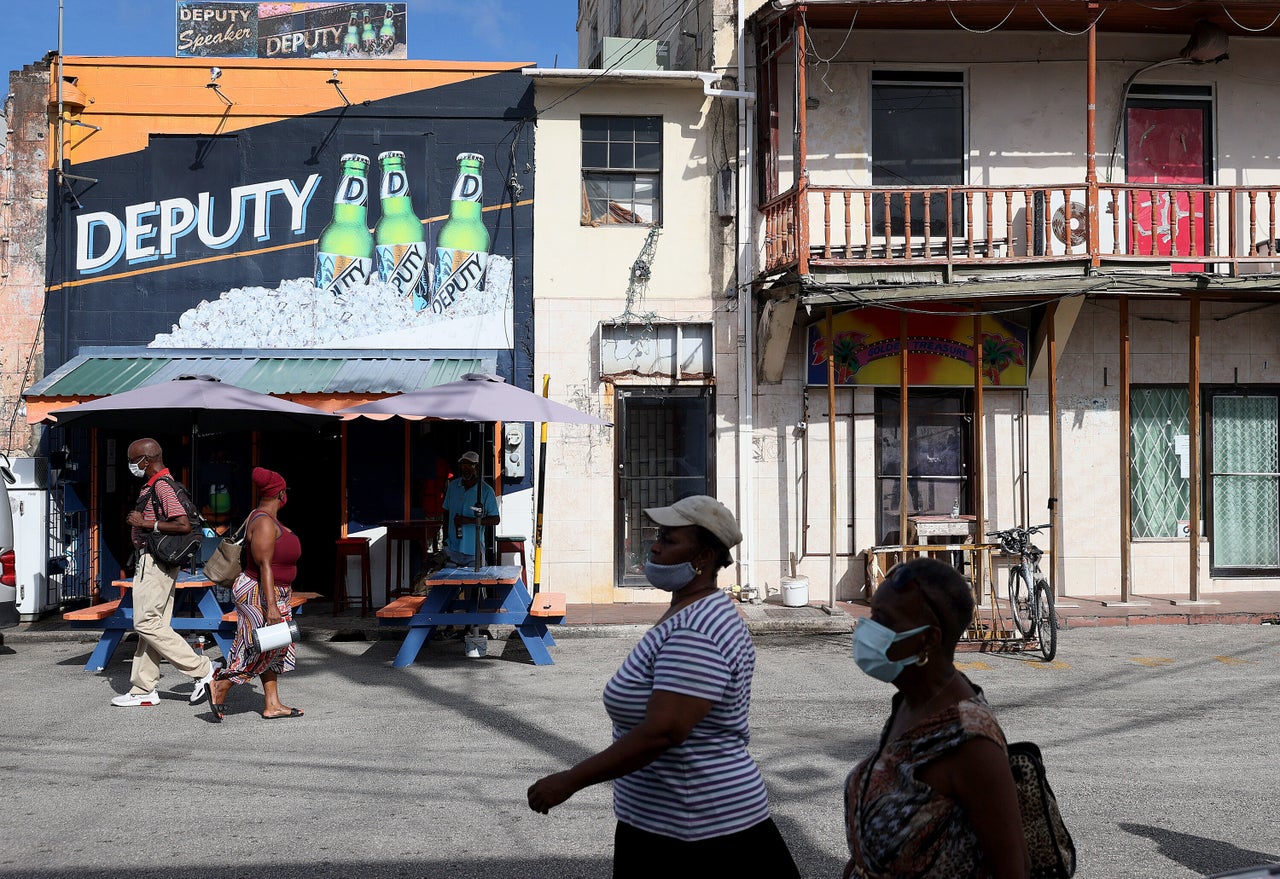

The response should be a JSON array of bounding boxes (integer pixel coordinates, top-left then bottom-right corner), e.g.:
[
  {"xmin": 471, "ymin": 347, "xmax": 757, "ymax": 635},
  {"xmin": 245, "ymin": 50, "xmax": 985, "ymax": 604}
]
[
  {"xmin": 204, "ymin": 514, "xmax": 253, "ymax": 586},
  {"xmin": 1008, "ymin": 740, "xmax": 1077, "ymax": 879}
]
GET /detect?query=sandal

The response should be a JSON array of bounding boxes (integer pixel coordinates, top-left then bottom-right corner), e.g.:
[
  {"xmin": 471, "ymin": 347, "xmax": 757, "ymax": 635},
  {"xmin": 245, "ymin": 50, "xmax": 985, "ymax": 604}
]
[{"xmin": 210, "ymin": 702, "xmax": 226, "ymax": 723}]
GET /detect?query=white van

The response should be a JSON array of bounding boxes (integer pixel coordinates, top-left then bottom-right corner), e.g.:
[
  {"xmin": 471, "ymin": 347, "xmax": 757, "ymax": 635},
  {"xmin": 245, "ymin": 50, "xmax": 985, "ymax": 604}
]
[{"xmin": 0, "ymin": 457, "xmax": 16, "ymax": 628}]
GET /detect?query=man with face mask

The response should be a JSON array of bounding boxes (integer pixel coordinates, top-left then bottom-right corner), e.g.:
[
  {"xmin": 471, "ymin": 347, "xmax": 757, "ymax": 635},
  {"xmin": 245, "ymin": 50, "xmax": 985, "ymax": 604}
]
[{"xmin": 111, "ymin": 438, "xmax": 219, "ymax": 708}]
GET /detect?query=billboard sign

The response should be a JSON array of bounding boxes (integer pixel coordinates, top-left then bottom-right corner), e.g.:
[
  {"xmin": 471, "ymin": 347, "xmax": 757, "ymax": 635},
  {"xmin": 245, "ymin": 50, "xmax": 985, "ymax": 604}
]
[{"xmin": 177, "ymin": 2, "xmax": 409, "ymax": 59}]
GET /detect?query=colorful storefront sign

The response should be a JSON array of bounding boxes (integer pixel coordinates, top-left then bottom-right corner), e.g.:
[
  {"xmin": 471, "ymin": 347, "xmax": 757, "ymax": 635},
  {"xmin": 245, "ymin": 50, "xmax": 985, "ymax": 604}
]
[
  {"xmin": 177, "ymin": 2, "xmax": 409, "ymax": 60},
  {"xmin": 806, "ymin": 306, "xmax": 1028, "ymax": 387}
]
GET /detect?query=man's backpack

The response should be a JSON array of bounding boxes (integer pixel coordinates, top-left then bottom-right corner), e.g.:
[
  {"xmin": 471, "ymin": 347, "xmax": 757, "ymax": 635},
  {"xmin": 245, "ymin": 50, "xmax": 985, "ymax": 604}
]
[{"xmin": 140, "ymin": 475, "xmax": 204, "ymax": 566}]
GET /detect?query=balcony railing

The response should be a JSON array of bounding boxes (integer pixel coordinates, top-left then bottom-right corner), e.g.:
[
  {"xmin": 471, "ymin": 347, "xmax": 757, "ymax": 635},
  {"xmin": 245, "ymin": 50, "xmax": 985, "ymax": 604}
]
[{"xmin": 761, "ymin": 182, "xmax": 1280, "ymax": 277}]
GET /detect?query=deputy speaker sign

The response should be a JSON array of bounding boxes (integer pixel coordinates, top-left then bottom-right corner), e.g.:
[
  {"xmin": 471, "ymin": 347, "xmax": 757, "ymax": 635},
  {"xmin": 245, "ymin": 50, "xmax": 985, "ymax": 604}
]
[{"xmin": 177, "ymin": 2, "xmax": 408, "ymax": 59}]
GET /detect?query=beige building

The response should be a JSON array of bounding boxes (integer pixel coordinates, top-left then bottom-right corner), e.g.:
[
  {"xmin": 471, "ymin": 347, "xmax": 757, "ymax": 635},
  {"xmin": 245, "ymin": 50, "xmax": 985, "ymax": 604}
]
[{"xmin": 561, "ymin": 0, "xmax": 1280, "ymax": 605}]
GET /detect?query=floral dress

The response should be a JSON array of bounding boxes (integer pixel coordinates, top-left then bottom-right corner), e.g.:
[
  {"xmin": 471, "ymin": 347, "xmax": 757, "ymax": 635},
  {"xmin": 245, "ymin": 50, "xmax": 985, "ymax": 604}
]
[
  {"xmin": 219, "ymin": 512, "xmax": 302, "ymax": 684},
  {"xmin": 844, "ymin": 688, "xmax": 1008, "ymax": 879}
]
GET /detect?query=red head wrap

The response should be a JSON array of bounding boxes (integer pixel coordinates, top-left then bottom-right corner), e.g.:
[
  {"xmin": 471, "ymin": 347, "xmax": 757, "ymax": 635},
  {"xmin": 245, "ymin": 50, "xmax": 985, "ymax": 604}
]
[{"xmin": 252, "ymin": 467, "xmax": 286, "ymax": 498}]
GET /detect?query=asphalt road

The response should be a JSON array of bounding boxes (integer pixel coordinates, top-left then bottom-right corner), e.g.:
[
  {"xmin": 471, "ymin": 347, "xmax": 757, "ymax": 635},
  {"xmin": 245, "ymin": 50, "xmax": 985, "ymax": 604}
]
[{"xmin": 1, "ymin": 625, "xmax": 1278, "ymax": 878}]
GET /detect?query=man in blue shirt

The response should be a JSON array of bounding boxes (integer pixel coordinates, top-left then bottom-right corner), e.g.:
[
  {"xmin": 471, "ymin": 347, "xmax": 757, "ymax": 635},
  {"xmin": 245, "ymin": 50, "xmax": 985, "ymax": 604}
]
[{"xmin": 442, "ymin": 451, "xmax": 500, "ymax": 567}]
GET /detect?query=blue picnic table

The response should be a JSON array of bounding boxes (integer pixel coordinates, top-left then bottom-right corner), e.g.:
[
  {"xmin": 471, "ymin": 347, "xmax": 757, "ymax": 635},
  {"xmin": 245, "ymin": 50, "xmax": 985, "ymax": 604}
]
[{"xmin": 376, "ymin": 564, "xmax": 562, "ymax": 667}]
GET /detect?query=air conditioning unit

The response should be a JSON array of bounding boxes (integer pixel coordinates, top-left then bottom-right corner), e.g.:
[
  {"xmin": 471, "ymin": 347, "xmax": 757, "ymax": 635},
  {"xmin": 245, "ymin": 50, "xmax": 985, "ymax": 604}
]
[{"xmin": 601, "ymin": 37, "xmax": 672, "ymax": 71}]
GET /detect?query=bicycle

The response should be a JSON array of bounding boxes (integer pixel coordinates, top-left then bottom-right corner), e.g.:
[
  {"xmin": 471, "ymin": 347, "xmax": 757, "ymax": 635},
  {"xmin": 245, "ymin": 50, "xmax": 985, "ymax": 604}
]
[{"xmin": 986, "ymin": 523, "xmax": 1057, "ymax": 661}]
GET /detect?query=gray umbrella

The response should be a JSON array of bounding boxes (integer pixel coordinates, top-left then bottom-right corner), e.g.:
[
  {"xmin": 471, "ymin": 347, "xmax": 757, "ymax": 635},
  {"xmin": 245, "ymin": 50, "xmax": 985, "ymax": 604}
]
[
  {"xmin": 47, "ymin": 375, "xmax": 339, "ymax": 434},
  {"xmin": 47, "ymin": 376, "xmax": 339, "ymax": 509},
  {"xmin": 332, "ymin": 373, "xmax": 611, "ymax": 425}
]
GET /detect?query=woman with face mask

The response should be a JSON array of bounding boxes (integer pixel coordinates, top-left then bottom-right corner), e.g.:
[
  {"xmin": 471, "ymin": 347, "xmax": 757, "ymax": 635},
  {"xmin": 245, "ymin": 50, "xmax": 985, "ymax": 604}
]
[
  {"xmin": 527, "ymin": 495, "xmax": 798, "ymax": 879},
  {"xmin": 845, "ymin": 558, "xmax": 1029, "ymax": 879},
  {"xmin": 206, "ymin": 467, "xmax": 304, "ymax": 722}
]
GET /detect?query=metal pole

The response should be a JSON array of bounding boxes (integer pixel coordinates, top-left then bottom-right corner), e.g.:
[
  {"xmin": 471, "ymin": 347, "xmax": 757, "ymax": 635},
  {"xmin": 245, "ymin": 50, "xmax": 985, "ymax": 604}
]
[
  {"xmin": 826, "ymin": 307, "xmax": 837, "ymax": 608},
  {"xmin": 532, "ymin": 375, "xmax": 550, "ymax": 596},
  {"xmin": 1086, "ymin": 21, "xmax": 1100, "ymax": 267}
]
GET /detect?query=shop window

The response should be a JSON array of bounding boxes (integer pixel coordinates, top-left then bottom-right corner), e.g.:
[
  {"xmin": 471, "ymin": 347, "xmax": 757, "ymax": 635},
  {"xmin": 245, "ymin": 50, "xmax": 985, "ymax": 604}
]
[
  {"xmin": 581, "ymin": 115, "xmax": 662, "ymax": 226},
  {"xmin": 600, "ymin": 322, "xmax": 711, "ymax": 379},
  {"xmin": 1207, "ymin": 389, "xmax": 1280, "ymax": 573},
  {"xmin": 874, "ymin": 389, "xmax": 970, "ymax": 544}
]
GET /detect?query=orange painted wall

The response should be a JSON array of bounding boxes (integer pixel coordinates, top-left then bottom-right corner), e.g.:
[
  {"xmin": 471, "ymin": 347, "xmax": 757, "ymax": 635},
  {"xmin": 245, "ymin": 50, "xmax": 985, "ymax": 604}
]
[{"xmin": 52, "ymin": 56, "xmax": 527, "ymax": 165}]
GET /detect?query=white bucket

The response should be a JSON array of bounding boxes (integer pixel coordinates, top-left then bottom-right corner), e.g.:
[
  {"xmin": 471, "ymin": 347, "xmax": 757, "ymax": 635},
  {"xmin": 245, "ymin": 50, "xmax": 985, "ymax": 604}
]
[
  {"xmin": 780, "ymin": 576, "xmax": 810, "ymax": 607},
  {"xmin": 464, "ymin": 634, "xmax": 488, "ymax": 658}
]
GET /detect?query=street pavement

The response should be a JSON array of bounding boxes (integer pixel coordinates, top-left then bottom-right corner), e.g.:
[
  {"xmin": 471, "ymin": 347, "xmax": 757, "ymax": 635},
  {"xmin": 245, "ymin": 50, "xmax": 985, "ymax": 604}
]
[{"xmin": 0, "ymin": 625, "xmax": 1278, "ymax": 878}]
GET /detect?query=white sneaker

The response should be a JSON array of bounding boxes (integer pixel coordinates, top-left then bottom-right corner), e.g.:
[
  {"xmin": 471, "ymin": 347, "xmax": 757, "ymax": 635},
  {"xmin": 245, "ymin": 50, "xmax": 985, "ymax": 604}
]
[
  {"xmin": 189, "ymin": 661, "xmax": 221, "ymax": 705},
  {"xmin": 111, "ymin": 690, "xmax": 160, "ymax": 707}
]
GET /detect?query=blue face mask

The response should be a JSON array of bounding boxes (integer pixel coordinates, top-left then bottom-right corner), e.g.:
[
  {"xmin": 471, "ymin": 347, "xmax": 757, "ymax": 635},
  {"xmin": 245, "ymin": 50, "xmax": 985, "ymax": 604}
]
[
  {"xmin": 644, "ymin": 560, "xmax": 698, "ymax": 592},
  {"xmin": 852, "ymin": 618, "xmax": 931, "ymax": 682}
]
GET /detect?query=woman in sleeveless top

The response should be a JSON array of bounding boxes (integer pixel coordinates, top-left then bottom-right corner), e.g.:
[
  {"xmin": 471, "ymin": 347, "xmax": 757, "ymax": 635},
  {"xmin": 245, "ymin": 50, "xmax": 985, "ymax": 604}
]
[
  {"xmin": 845, "ymin": 558, "xmax": 1028, "ymax": 879},
  {"xmin": 208, "ymin": 468, "xmax": 303, "ymax": 721}
]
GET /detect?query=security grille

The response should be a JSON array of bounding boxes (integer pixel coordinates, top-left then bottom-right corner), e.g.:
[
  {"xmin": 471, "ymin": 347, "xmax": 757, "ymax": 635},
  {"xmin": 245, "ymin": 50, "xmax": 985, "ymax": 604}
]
[
  {"xmin": 1130, "ymin": 387, "xmax": 1190, "ymax": 538},
  {"xmin": 1210, "ymin": 394, "xmax": 1280, "ymax": 569}
]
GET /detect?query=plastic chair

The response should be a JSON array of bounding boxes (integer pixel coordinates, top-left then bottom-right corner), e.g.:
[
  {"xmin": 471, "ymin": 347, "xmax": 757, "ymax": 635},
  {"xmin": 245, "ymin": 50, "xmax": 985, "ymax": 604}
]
[{"xmin": 333, "ymin": 537, "xmax": 372, "ymax": 615}]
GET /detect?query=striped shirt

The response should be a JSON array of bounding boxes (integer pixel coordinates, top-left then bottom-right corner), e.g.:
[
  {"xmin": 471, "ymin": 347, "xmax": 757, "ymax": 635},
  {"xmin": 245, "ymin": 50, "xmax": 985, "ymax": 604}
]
[
  {"xmin": 132, "ymin": 470, "xmax": 187, "ymax": 549},
  {"xmin": 604, "ymin": 589, "xmax": 771, "ymax": 841}
]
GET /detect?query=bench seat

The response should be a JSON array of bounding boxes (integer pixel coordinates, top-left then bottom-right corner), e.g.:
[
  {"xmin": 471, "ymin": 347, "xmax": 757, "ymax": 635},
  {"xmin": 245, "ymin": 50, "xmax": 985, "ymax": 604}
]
[
  {"xmin": 63, "ymin": 600, "xmax": 122, "ymax": 622},
  {"xmin": 376, "ymin": 595, "xmax": 426, "ymax": 619}
]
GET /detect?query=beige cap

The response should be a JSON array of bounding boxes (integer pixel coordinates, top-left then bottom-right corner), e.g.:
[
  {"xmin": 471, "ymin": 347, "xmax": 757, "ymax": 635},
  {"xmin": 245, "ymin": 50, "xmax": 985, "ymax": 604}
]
[
  {"xmin": 458, "ymin": 451, "xmax": 480, "ymax": 464},
  {"xmin": 644, "ymin": 495, "xmax": 742, "ymax": 549}
]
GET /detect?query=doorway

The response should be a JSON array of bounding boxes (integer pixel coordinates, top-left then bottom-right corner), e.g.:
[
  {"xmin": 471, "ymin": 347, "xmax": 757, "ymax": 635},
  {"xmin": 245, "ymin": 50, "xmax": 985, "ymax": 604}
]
[
  {"xmin": 1206, "ymin": 389, "xmax": 1280, "ymax": 574},
  {"xmin": 615, "ymin": 386, "xmax": 713, "ymax": 586},
  {"xmin": 1124, "ymin": 86, "xmax": 1212, "ymax": 271}
]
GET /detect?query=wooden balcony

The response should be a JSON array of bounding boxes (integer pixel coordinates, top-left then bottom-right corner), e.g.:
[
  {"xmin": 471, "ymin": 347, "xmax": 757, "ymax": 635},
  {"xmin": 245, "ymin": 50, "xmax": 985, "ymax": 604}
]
[{"xmin": 761, "ymin": 182, "xmax": 1280, "ymax": 278}]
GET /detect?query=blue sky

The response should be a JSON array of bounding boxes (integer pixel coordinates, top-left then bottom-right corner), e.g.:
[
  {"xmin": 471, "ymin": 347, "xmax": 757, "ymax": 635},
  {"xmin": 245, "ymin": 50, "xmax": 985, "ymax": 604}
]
[{"xmin": 2, "ymin": 0, "xmax": 581, "ymax": 84}]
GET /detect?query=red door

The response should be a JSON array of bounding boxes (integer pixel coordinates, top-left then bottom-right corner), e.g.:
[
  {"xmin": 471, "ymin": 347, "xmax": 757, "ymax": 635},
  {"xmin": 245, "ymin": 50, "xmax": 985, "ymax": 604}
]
[{"xmin": 1126, "ymin": 105, "xmax": 1208, "ymax": 272}]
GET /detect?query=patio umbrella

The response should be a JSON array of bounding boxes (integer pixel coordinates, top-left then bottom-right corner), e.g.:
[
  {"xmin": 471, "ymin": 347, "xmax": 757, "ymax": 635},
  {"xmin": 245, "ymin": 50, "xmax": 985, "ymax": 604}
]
[
  {"xmin": 46, "ymin": 376, "xmax": 339, "ymax": 514},
  {"xmin": 46, "ymin": 375, "xmax": 340, "ymax": 434},
  {"xmin": 333, "ymin": 373, "xmax": 610, "ymax": 425},
  {"xmin": 336, "ymin": 373, "xmax": 609, "ymax": 570}
]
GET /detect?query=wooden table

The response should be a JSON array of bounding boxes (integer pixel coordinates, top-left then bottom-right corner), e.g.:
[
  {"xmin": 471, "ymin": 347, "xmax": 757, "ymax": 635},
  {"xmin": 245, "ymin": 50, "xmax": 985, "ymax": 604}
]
[
  {"xmin": 376, "ymin": 565, "xmax": 560, "ymax": 667},
  {"xmin": 65, "ymin": 573, "xmax": 230, "ymax": 672}
]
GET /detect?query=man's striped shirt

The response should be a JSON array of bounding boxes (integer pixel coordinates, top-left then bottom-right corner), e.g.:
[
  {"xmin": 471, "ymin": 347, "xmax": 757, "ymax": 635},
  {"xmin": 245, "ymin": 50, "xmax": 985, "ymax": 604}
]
[{"xmin": 604, "ymin": 589, "xmax": 770, "ymax": 840}]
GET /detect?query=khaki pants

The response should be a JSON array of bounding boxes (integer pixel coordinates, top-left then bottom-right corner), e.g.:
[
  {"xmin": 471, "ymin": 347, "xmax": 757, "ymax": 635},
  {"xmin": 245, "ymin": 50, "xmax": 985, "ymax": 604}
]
[{"xmin": 128, "ymin": 552, "xmax": 213, "ymax": 694}]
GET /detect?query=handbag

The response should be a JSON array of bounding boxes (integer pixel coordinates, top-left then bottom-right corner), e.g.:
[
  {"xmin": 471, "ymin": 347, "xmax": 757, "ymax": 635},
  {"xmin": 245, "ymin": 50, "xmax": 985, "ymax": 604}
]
[
  {"xmin": 1008, "ymin": 741, "xmax": 1077, "ymax": 879},
  {"xmin": 204, "ymin": 516, "xmax": 251, "ymax": 586}
]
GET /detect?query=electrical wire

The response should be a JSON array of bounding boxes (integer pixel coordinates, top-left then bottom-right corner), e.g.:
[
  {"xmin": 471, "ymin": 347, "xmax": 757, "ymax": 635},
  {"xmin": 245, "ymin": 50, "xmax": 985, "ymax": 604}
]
[
  {"xmin": 948, "ymin": 3, "xmax": 1016, "ymax": 34},
  {"xmin": 1036, "ymin": 4, "xmax": 1108, "ymax": 36},
  {"xmin": 1218, "ymin": 3, "xmax": 1280, "ymax": 32},
  {"xmin": 802, "ymin": 8, "xmax": 858, "ymax": 95}
]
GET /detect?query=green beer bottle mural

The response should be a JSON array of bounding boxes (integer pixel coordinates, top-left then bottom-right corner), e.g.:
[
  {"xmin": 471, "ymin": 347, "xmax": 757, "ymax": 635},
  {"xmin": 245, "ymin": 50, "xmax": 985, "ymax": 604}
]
[
  {"xmin": 361, "ymin": 9, "xmax": 377, "ymax": 54},
  {"xmin": 430, "ymin": 152, "xmax": 490, "ymax": 314},
  {"xmin": 375, "ymin": 150, "xmax": 430, "ymax": 309},
  {"xmin": 378, "ymin": 4, "xmax": 396, "ymax": 55},
  {"xmin": 343, "ymin": 11, "xmax": 359, "ymax": 55},
  {"xmin": 315, "ymin": 153, "xmax": 374, "ymax": 295}
]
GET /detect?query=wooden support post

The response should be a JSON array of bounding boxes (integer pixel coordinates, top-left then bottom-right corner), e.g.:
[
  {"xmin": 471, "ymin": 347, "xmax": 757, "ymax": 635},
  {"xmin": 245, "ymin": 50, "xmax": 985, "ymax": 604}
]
[
  {"xmin": 1120, "ymin": 298, "xmax": 1132, "ymax": 601},
  {"xmin": 1086, "ymin": 22, "xmax": 1100, "ymax": 267},
  {"xmin": 1188, "ymin": 294, "xmax": 1203, "ymax": 601},
  {"xmin": 1047, "ymin": 302, "xmax": 1061, "ymax": 596},
  {"xmin": 404, "ymin": 420, "xmax": 412, "ymax": 521},
  {"xmin": 340, "ymin": 422, "xmax": 349, "ymax": 539},
  {"xmin": 899, "ymin": 312, "xmax": 910, "ymax": 548},
  {"xmin": 827, "ymin": 307, "xmax": 838, "ymax": 606},
  {"xmin": 972, "ymin": 313, "xmax": 985, "ymax": 601},
  {"xmin": 89, "ymin": 429, "xmax": 99, "ymax": 598},
  {"xmin": 796, "ymin": 11, "xmax": 810, "ymax": 276}
]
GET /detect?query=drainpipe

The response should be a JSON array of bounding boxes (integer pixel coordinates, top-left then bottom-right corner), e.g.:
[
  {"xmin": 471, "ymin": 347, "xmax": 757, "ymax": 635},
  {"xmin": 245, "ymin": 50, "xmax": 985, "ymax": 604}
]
[{"xmin": 735, "ymin": 0, "xmax": 755, "ymax": 596}]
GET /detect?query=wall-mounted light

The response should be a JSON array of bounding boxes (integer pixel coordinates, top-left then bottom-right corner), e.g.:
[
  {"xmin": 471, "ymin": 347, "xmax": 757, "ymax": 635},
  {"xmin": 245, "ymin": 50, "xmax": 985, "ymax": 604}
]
[
  {"xmin": 206, "ymin": 67, "xmax": 234, "ymax": 106},
  {"xmin": 328, "ymin": 70, "xmax": 352, "ymax": 107}
]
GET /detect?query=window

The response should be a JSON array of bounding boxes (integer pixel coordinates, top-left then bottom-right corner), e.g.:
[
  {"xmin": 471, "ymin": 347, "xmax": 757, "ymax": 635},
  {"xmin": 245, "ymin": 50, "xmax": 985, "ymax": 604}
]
[
  {"xmin": 871, "ymin": 71, "xmax": 964, "ymax": 237},
  {"xmin": 600, "ymin": 322, "xmax": 712, "ymax": 378},
  {"xmin": 1130, "ymin": 387, "xmax": 1190, "ymax": 539},
  {"xmin": 874, "ymin": 389, "xmax": 970, "ymax": 543},
  {"xmin": 581, "ymin": 115, "xmax": 662, "ymax": 226}
]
